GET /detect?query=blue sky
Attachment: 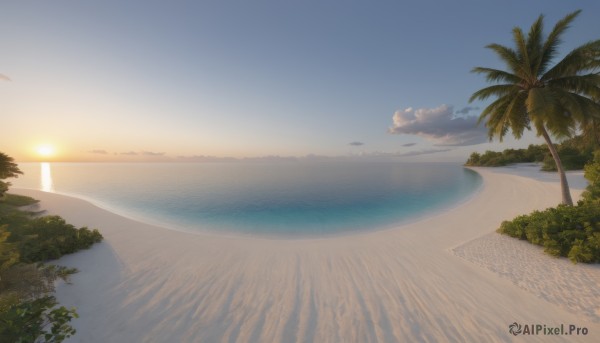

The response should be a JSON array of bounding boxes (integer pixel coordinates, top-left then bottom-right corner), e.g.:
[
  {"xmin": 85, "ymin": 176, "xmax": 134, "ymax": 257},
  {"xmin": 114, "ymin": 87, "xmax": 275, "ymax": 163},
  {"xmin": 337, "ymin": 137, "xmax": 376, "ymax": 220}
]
[{"xmin": 1, "ymin": 0, "xmax": 599, "ymax": 161}]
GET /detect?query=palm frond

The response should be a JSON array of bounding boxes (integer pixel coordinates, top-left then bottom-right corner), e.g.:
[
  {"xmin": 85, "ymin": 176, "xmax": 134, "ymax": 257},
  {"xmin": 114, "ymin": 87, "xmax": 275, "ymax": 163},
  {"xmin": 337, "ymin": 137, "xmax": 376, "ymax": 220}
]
[
  {"xmin": 485, "ymin": 43, "xmax": 526, "ymax": 77},
  {"xmin": 539, "ymin": 10, "xmax": 582, "ymax": 74},
  {"xmin": 486, "ymin": 108, "xmax": 511, "ymax": 141},
  {"xmin": 529, "ymin": 88, "xmax": 576, "ymax": 138},
  {"xmin": 478, "ymin": 94, "xmax": 523, "ymax": 141},
  {"xmin": 553, "ymin": 89, "xmax": 585, "ymax": 122},
  {"xmin": 470, "ymin": 67, "xmax": 521, "ymax": 84},
  {"xmin": 542, "ymin": 40, "xmax": 600, "ymax": 80},
  {"xmin": 548, "ymin": 73, "xmax": 600, "ymax": 98},
  {"xmin": 469, "ymin": 84, "xmax": 519, "ymax": 102},
  {"xmin": 505, "ymin": 92, "xmax": 529, "ymax": 138},
  {"xmin": 512, "ymin": 27, "xmax": 532, "ymax": 80},
  {"xmin": 527, "ymin": 14, "xmax": 544, "ymax": 75},
  {"xmin": 545, "ymin": 113, "xmax": 577, "ymax": 138},
  {"xmin": 477, "ymin": 95, "xmax": 512, "ymax": 125},
  {"xmin": 554, "ymin": 90, "xmax": 600, "ymax": 122},
  {"xmin": 526, "ymin": 87, "xmax": 559, "ymax": 130}
]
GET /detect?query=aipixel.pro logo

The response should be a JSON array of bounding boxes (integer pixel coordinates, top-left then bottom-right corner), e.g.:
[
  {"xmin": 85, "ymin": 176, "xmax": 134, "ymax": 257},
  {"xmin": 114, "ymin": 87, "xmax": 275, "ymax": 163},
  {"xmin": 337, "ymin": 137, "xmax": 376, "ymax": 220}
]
[{"xmin": 508, "ymin": 322, "xmax": 588, "ymax": 336}]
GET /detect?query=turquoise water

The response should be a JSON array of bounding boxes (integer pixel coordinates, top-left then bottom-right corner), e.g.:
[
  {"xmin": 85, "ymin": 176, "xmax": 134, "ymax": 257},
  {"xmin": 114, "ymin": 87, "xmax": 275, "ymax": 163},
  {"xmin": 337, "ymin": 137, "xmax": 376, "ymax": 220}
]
[{"xmin": 13, "ymin": 162, "xmax": 482, "ymax": 237}]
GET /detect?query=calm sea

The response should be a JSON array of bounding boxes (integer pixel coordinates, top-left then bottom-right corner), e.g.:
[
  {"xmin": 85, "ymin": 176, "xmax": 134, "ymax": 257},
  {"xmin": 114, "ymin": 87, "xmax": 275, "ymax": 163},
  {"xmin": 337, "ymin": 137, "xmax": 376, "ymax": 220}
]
[{"xmin": 13, "ymin": 162, "xmax": 482, "ymax": 238}]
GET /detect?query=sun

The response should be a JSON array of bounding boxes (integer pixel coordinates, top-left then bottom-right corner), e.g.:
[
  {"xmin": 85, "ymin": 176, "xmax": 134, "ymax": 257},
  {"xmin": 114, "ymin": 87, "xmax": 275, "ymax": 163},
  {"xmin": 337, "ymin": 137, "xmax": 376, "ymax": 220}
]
[{"xmin": 36, "ymin": 145, "xmax": 55, "ymax": 157}]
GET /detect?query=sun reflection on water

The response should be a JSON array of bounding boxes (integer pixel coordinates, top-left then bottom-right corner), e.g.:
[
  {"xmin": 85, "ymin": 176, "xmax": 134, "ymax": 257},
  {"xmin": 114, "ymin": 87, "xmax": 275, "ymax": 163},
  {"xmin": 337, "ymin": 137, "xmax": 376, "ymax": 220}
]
[{"xmin": 41, "ymin": 162, "xmax": 54, "ymax": 192}]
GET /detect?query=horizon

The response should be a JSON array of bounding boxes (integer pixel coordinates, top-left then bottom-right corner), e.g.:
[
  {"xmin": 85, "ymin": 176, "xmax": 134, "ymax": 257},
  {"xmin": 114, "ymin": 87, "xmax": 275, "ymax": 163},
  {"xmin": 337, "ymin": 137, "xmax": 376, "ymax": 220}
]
[
  {"xmin": 13, "ymin": 155, "xmax": 475, "ymax": 164},
  {"xmin": 2, "ymin": 1, "xmax": 599, "ymax": 162}
]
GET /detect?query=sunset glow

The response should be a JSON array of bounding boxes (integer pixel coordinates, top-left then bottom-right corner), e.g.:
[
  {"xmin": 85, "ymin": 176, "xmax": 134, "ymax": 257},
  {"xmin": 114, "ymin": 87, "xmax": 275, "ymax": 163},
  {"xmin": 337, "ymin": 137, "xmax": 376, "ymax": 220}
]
[
  {"xmin": 36, "ymin": 145, "xmax": 55, "ymax": 158},
  {"xmin": 2, "ymin": 2, "xmax": 598, "ymax": 164}
]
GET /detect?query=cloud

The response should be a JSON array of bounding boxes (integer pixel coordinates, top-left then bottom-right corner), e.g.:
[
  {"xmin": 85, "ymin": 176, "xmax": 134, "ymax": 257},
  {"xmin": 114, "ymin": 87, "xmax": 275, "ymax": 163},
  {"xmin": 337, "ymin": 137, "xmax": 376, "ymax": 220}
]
[
  {"xmin": 243, "ymin": 155, "xmax": 297, "ymax": 162},
  {"xmin": 141, "ymin": 151, "xmax": 165, "ymax": 156},
  {"xmin": 88, "ymin": 149, "xmax": 108, "ymax": 154},
  {"xmin": 349, "ymin": 141, "xmax": 364, "ymax": 146},
  {"xmin": 388, "ymin": 104, "xmax": 487, "ymax": 146},
  {"xmin": 455, "ymin": 106, "xmax": 479, "ymax": 115},
  {"xmin": 365, "ymin": 149, "xmax": 452, "ymax": 157},
  {"xmin": 176, "ymin": 155, "xmax": 237, "ymax": 162},
  {"xmin": 176, "ymin": 155, "xmax": 298, "ymax": 162},
  {"xmin": 401, "ymin": 143, "xmax": 417, "ymax": 147},
  {"xmin": 393, "ymin": 148, "xmax": 452, "ymax": 157},
  {"xmin": 120, "ymin": 151, "xmax": 138, "ymax": 156},
  {"xmin": 303, "ymin": 154, "xmax": 333, "ymax": 161},
  {"xmin": 0, "ymin": 74, "xmax": 10, "ymax": 81}
]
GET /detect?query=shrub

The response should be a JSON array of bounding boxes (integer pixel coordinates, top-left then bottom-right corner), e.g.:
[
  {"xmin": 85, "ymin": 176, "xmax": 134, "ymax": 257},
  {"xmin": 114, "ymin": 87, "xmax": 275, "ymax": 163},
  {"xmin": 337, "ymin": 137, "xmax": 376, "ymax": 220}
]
[
  {"xmin": 3, "ymin": 216, "xmax": 103, "ymax": 263},
  {"xmin": 498, "ymin": 203, "xmax": 600, "ymax": 263},
  {"xmin": 582, "ymin": 155, "xmax": 600, "ymax": 203},
  {"xmin": 1, "ymin": 194, "xmax": 39, "ymax": 207},
  {"xmin": 0, "ymin": 296, "xmax": 77, "ymax": 343}
]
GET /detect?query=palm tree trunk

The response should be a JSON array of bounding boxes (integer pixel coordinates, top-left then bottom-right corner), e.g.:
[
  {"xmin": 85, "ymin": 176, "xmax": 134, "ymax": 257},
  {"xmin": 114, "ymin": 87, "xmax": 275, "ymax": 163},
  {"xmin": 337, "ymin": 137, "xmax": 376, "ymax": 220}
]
[{"xmin": 540, "ymin": 126, "xmax": 573, "ymax": 206}]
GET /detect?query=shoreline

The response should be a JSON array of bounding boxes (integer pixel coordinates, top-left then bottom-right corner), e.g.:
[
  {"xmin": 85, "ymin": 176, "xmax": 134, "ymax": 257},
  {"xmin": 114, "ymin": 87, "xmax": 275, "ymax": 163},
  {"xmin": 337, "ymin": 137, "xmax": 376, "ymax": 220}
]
[
  {"xmin": 10, "ymin": 166, "xmax": 600, "ymax": 342},
  {"xmin": 12, "ymin": 163, "xmax": 484, "ymax": 241}
]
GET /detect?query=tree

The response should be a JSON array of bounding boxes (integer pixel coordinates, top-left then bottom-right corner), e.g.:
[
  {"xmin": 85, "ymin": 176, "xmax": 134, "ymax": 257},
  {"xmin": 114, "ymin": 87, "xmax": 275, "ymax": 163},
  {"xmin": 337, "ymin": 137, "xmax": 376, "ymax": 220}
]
[
  {"xmin": 0, "ymin": 296, "xmax": 78, "ymax": 343},
  {"xmin": 470, "ymin": 10, "xmax": 600, "ymax": 205},
  {"xmin": 0, "ymin": 226, "xmax": 19, "ymax": 271},
  {"xmin": 0, "ymin": 153, "xmax": 23, "ymax": 198},
  {"xmin": 0, "ymin": 226, "xmax": 79, "ymax": 342}
]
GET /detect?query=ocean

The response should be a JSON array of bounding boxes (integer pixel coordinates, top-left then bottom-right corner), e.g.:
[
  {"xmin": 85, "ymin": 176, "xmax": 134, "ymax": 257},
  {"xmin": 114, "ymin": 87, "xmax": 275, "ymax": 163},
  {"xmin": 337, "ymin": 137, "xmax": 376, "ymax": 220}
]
[{"xmin": 13, "ymin": 161, "xmax": 482, "ymax": 238}]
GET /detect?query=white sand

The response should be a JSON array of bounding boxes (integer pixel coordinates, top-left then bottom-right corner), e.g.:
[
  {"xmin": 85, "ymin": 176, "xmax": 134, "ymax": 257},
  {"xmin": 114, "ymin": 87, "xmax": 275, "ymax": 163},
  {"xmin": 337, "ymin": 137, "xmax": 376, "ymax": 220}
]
[{"xmin": 11, "ymin": 166, "xmax": 600, "ymax": 342}]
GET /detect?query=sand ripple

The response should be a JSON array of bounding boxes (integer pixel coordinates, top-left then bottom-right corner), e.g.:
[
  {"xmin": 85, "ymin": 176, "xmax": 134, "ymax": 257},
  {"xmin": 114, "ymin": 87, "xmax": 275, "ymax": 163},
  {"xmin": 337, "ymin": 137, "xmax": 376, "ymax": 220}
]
[{"xmin": 453, "ymin": 233, "xmax": 600, "ymax": 322}]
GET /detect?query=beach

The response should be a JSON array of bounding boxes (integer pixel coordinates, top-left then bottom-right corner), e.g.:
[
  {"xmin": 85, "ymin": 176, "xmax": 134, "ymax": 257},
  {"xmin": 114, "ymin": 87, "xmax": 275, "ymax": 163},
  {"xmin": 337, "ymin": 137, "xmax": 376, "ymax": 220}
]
[{"xmin": 12, "ymin": 166, "xmax": 600, "ymax": 342}]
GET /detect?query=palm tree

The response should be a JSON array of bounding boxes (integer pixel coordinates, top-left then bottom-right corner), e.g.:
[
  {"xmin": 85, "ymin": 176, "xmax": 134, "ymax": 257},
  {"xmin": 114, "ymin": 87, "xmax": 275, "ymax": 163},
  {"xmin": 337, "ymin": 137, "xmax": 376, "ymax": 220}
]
[{"xmin": 470, "ymin": 10, "xmax": 600, "ymax": 205}]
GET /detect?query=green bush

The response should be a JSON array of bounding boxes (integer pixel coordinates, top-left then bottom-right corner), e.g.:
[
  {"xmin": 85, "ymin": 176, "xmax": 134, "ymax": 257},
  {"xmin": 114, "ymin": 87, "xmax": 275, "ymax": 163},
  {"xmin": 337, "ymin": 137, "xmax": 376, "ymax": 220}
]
[
  {"xmin": 3, "ymin": 216, "xmax": 103, "ymax": 263},
  {"xmin": 582, "ymin": 154, "xmax": 600, "ymax": 203},
  {"xmin": 0, "ymin": 296, "xmax": 77, "ymax": 343},
  {"xmin": 1, "ymin": 194, "xmax": 39, "ymax": 207},
  {"xmin": 498, "ymin": 203, "xmax": 600, "ymax": 263}
]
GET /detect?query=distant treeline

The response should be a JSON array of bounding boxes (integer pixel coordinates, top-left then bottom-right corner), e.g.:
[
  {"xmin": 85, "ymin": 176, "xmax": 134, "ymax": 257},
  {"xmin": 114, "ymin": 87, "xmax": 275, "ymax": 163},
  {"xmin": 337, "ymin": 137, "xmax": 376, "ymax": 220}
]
[{"xmin": 465, "ymin": 135, "xmax": 596, "ymax": 171}]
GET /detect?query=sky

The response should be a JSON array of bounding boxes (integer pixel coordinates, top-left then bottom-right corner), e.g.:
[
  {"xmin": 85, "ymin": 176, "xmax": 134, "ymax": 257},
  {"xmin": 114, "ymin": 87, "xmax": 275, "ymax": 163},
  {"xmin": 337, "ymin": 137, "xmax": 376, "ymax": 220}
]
[{"xmin": 1, "ymin": 0, "xmax": 599, "ymax": 162}]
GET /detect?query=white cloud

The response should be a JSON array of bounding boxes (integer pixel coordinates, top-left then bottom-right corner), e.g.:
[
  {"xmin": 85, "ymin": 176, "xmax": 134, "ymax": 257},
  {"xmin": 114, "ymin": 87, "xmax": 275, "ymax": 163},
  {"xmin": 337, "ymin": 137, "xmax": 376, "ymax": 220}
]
[
  {"xmin": 176, "ymin": 155, "xmax": 237, "ymax": 162},
  {"xmin": 455, "ymin": 106, "xmax": 479, "ymax": 115},
  {"xmin": 0, "ymin": 74, "xmax": 10, "ymax": 81},
  {"xmin": 142, "ymin": 151, "xmax": 165, "ymax": 156},
  {"xmin": 388, "ymin": 104, "xmax": 487, "ymax": 146},
  {"xmin": 88, "ymin": 149, "xmax": 108, "ymax": 154},
  {"xmin": 364, "ymin": 149, "xmax": 452, "ymax": 157}
]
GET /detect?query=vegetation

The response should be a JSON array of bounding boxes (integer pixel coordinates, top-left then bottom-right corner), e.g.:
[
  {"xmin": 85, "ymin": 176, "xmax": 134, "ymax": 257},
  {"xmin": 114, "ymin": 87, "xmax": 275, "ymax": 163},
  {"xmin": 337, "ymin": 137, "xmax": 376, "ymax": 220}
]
[
  {"xmin": 498, "ymin": 156, "xmax": 600, "ymax": 263},
  {"xmin": 1, "ymin": 193, "xmax": 39, "ymax": 208},
  {"xmin": 0, "ymin": 153, "xmax": 23, "ymax": 198},
  {"xmin": 465, "ymin": 135, "xmax": 595, "ymax": 171},
  {"xmin": 0, "ymin": 296, "xmax": 78, "ymax": 343},
  {"xmin": 1, "ymin": 213, "xmax": 103, "ymax": 263},
  {"xmin": 582, "ymin": 151, "xmax": 600, "ymax": 204},
  {"xmin": 470, "ymin": 10, "xmax": 600, "ymax": 205},
  {"xmin": 540, "ymin": 135, "xmax": 596, "ymax": 171},
  {"xmin": 466, "ymin": 144, "xmax": 546, "ymax": 167},
  {"xmin": 0, "ymin": 154, "xmax": 103, "ymax": 342}
]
